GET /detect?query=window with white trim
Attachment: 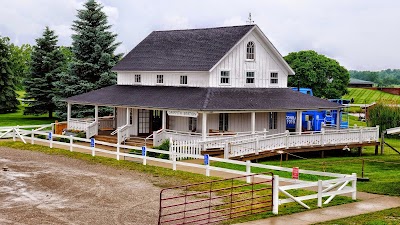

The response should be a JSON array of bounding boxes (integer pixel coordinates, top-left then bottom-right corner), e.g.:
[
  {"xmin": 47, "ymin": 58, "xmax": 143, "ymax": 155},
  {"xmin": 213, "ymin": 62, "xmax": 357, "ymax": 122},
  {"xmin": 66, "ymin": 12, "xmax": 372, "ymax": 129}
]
[
  {"xmin": 219, "ymin": 113, "xmax": 229, "ymax": 131},
  {"xmin": 220, "ymin": 71, "xmax": 230, "ymax": 84},
  {"xmin": 135, "ymin": 74, "xmax": 141, "ymax": 83},
  {"xmin": 246, "ymin": 41, "xmax": 255, "ymax": 60},
  {"xmin": 269, "ymin": 112, "xmax": 277, "ymax": 129},
  {"xmin": 180, "ymin": 75, "xmax": 188, "ymax": 85},
  {"xmin": 246, "ymin": 71, "xmax": 255, "ymax": 84},
  {"xmin": 157, "ymin": 74, "xmax": 164, "ymax": 84},
  {"xmin": 270, "ymin": 72, "xmax": 278, "ymax": 84},
  {"xmin": 188, "ymin": 117, "xmax": 197, "ymax": 132}
]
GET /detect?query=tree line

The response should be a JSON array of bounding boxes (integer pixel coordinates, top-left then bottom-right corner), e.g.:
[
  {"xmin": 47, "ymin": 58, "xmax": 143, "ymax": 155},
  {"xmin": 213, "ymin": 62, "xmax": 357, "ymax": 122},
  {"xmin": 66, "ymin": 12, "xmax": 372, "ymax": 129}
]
[
  {"xmin": 0, "ymin": 0, "xmax": 121, "ymax": 119},
  {"xmin": 350, "ymin": 69, "xmax": 400, "ymax": 87}
]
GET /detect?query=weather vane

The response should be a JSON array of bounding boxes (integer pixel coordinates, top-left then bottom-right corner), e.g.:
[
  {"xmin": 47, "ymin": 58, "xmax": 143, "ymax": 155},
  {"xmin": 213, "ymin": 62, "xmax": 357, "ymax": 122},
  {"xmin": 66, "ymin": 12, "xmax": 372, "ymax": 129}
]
[{"xmin": 247, "ymin": 13, "xmax": 254, "ymax": 25}]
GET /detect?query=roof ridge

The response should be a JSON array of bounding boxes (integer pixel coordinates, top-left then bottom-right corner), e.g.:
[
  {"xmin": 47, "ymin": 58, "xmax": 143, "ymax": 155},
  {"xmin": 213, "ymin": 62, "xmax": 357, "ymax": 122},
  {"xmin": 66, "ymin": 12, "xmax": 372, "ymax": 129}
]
[
  {"xmin": 202, "ymin": 88, "xmax": 213, "ymax": 110},
  {"xmin": 153, "ymin": 24, "xmax": 255, "ymax": 33}
]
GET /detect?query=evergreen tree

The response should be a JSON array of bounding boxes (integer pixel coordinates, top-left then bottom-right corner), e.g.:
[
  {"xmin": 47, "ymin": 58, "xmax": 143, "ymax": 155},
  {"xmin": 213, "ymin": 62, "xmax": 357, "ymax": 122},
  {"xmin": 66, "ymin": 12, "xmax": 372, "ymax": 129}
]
[
  {"xmin": 24, "ymin": 26, "xmax": 65, "ymax": 118},
  {"xmin": 54, "ymin": 0, "xmax": 122, "ymax": 119},
  {"xmin": 0, "ymin": 36, "xmax": 19, "ymax": 113}
]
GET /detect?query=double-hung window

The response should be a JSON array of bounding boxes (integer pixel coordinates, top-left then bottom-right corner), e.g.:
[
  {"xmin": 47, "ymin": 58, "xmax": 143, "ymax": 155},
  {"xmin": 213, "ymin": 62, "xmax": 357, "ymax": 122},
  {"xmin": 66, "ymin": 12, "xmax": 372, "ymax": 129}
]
[
  {"xmin": 246, "ymin": 71, "xmax": 255, "ymax": 84},
  {"xmin": 220, "ymin": 71, "xmax": 230, "ymax": 84},
  {"xmin": 188, "ymin": 117, "xmax": 197, "ymax": 132},
  {"xmin": 219, "ymin": 113, "xmax": 229, "ymax": 131},
  {"xmin": 246, "ymin": 41, "xmax": 255, "ymax": 60},
  {"xmin": 270, "ymin": 72, "xmax": 278, "ymax": 84},
  {"xmin": 135, "ymin": 74, "xmax": 141, "ymax": 83},
  {"xmin": 269, "ymin": 112, "xmax": 277, "ymax": 129},
  {"xmin": 180, "ymin": 75, "xmax": 188, "ymax": 85},
  {"xmin": 157, "ymin": 74, "xmax": 164, "ymax": 84}
]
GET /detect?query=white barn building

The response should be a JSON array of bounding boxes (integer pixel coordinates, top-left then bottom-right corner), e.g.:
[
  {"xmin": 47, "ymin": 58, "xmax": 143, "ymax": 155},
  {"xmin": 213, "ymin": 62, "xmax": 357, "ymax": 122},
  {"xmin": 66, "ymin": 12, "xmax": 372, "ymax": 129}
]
[{"xmin": 65, "ymin": 25, "xmax": 343, "ymax": 146}]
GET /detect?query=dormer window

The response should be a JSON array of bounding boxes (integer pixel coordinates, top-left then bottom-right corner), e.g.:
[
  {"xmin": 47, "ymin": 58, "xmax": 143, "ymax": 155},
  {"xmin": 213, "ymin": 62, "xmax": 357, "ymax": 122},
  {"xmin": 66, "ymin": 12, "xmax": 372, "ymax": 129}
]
[
  {"xmin": 157, "ymin": 74, "xmax": 164, "ymax": 84},
  {"xmin": 180, "ymin": 75, "xmax": 188, "ymax": 85},
  {"xmin": 246, "ymin": 41, "xmax": 255, "ymax": 60}
]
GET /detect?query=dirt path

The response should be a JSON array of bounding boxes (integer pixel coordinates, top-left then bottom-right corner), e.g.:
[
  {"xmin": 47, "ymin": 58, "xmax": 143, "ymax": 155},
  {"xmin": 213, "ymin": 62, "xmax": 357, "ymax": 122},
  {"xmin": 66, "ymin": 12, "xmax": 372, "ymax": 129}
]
[{"xmin": 0, "ymin": 147, "xmax": 164, "ymax": 225}]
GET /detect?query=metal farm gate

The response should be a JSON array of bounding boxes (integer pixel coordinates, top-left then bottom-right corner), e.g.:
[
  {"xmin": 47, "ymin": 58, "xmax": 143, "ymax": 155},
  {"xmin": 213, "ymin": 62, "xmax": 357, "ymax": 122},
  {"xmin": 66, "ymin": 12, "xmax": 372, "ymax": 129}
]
[{"xmin": 158, "ymin": 172, "xmax": 274, "ymax": 225}]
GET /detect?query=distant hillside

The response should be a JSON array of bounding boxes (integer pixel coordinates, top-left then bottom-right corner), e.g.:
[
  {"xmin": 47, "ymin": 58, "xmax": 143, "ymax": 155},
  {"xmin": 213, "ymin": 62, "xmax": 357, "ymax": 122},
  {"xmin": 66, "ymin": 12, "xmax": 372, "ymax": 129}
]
[
  {"xmin": 350, "ymin": 69, "xmax": 400, "ymax": 87},
  {"xmin": 343, "ymin": 88, "xmax": 400, "ymax": 104}
]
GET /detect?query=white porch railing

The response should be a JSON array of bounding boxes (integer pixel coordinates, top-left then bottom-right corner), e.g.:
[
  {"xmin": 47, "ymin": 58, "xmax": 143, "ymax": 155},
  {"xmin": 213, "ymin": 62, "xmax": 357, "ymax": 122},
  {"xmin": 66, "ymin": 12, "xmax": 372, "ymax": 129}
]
[
  {"xmin": 229, "ymin": 126, "xmax": 380, "ymax": 158},
  {"xmin": 111, "ymin": 124, "xmax": 131, "ymax": 143},
  {"xmin": 68, "ymin": 118, "xmax": 95, "ymax": 131},
  {"xmin": 153, "ymin": 129, "xmax": 202, "ymax": 147},
  {"xmin": 86, "ymin": 121, "xmax": 98, "ymax": 139},
  {"xmin": 98, "ymin": 116, "xmax": 114, "ymax": 130}
]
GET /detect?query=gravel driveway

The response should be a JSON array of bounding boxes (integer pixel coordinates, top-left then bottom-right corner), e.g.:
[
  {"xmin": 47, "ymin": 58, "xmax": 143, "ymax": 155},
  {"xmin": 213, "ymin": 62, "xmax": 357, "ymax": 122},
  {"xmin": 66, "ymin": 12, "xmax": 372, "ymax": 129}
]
[{"xmin": 0, "ymin": 147, "xmax": 164, "ymax": 225}]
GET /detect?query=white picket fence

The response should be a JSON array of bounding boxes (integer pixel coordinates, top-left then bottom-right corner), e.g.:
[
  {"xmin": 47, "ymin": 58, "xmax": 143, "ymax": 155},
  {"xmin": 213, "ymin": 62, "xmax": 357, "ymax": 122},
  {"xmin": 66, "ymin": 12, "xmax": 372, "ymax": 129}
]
[{"xmin": 0, "ymin": 125, "xmax": 358, "ymax": 214}]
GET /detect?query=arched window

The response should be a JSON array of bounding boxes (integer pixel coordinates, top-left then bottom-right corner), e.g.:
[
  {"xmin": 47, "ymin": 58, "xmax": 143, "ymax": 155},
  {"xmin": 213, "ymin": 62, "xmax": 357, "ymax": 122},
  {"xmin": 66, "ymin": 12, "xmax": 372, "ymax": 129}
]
[{"xmin": 246, "ymin": 41, "xmax": 255, "ymax": 60}]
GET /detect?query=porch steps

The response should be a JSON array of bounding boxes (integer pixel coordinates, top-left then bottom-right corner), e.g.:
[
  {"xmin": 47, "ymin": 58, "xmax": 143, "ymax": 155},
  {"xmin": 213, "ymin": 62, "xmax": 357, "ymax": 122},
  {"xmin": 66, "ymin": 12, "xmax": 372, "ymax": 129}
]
[{"xmin": 94, "ymin": 135, "xmax": 118, "ymax": 144}]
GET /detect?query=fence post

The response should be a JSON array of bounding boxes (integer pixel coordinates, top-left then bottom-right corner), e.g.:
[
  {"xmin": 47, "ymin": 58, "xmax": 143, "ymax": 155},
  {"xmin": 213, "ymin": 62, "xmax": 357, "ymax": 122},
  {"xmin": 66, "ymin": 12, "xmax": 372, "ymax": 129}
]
[
  {"xmin": 321, "ymin": 128, "xmax": 325, "ymax": 146},
  {"xmin": 142, "ymin": 146, "xmax": 147, "ymax": 165},
  {"xmin": 255, "ymin": 137, "xmax": 259, "ymax": 155},
  {"xmin": 171, "ymin": 138, "xmax": 177, "ymax": 170},
  {"xmin": 117, "ymin": 130, "xmax": 121, "ymax": 160},
  {"xmin": 359, "ymin": 128, "xmax": 363, "ymax": 143},
  {"xmin": 246, "ymin": 160, "xmax": 251, "ymax": 183},
  {"xmin": 13, "ymin": 128, "xmax": 16, "ymax": 142},
  {"xmin": 91, "ymin": 138, "xmax": 95, "ymax": 157},
  {"xmin": 272, "ymin": 175, "xmax": 279, "ymax": 215},
  {"xmin": 49, "ymin": 132, "xmax": 53, "ymax": 148},
  {"xmin": 69, "ymin": 135, "xmax": 73, "ymax": 152},
  {"xmin": 285, "ymin": 130, "xmax": 289, "ymax": 149},
  {"xmin": 317, "ymin": 180, "xmax": 323, "ymax": 207},
  {"xmin": 352, "ymin": 173, "xmax": 357, "ymax": 200},
  {"xmin": 31, "ymin": 129, "xmax": 34, "ymax": 144},
  {"xmin": 224, "ymin": 142, "xmax": 229, "ymax": 159}
]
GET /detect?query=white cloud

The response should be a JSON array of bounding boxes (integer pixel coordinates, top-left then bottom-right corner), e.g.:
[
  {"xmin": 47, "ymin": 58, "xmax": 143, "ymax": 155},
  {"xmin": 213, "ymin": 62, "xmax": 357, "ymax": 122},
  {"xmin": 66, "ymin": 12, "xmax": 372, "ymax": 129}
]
[
  {"xmin": 161, "ymin": 15, "xmax": 192, "ymax": 30},
  {"xmin": 222, "ymin": 16, "xmax": 246, "ymax": 27}
]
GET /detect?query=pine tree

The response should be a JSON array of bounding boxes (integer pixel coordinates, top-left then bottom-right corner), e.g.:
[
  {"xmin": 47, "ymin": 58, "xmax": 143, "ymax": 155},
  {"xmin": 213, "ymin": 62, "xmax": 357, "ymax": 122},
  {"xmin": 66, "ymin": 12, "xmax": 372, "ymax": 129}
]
[
  {"xmin": 54, "ymin": 0, "xmax": 121, "ymax": 119},
  {"xmin": 0, "ymin": 36, "xmax": 19, "ymax": 113},
  {"xmin": 24, "ymin": 26, "xmax": 65, "ymax": 118}
]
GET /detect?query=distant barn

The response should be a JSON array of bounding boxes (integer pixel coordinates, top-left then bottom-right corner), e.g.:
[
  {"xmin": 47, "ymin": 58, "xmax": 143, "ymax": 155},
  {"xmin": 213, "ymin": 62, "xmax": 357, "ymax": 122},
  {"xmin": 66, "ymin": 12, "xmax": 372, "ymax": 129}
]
[{"xmin": 349, "ymin": 78, "xmax": 375, "ymax": 88}]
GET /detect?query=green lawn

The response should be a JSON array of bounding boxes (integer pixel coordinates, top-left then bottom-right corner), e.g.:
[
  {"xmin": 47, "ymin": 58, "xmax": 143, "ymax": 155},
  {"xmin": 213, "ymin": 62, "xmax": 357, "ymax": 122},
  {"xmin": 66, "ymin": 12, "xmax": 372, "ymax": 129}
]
[
  {"xmin": 343, "ymin": 88, "xmax": 400, "ymax": 104},
  {"xmin": 0, "ymin": 91, "xmax": 56, "ymax": 126},
  {"xmin": 314, "ymin": 207, "xmax": 400, "ymax": 225}
]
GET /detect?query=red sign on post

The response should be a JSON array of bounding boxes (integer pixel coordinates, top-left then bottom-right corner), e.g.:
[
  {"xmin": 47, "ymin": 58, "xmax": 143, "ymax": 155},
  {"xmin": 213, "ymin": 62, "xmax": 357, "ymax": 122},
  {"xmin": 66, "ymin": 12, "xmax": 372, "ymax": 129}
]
[{"xmin": 292, "ymin": 167, "xmax": 299, "ymax": 180}]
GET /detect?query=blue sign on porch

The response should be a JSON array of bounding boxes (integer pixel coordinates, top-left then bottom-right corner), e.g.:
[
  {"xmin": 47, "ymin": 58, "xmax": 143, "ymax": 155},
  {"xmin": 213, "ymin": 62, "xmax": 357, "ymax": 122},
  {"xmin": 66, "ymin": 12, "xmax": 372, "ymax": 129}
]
[
  {"xmin": 48, "ymin": 132, "xmax": 52, "ymax": 140},
  {"xmin": 204, "ymin": 154, "xmax": 209, "ymax": 165},
  {"xmin": 142, "ymin": 146, "xmax": 146, "ymax": 156},
  {"xmin": 90, "ymin": 138, "xmax": 95, "ymax": 147}
]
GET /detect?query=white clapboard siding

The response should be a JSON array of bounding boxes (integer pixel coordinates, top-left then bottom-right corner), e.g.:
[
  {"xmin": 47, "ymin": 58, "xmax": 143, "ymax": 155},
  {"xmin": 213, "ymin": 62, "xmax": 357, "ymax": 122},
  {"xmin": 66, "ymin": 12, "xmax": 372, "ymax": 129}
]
[{"xmin": 209, "ymin": 30, "xmax": 289, "ymax": 88}]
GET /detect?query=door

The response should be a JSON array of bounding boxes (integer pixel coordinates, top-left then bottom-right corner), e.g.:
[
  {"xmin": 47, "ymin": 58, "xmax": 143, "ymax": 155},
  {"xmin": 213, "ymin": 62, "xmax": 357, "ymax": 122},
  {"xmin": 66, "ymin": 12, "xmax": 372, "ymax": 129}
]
[
  {"xmin": 138, "ymin": 109, "xmax": 150, "ymax": 136},
  {"xmin": 152, "ymin": 110, "xmax": 163, "ymax": 132}
]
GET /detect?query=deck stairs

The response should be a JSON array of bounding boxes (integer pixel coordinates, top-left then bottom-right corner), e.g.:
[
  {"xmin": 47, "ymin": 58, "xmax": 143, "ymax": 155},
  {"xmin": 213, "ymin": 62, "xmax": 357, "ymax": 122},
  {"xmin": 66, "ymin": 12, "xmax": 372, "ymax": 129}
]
[{"xmin": 94, "ymin": 135, "xmax": 153, "ymax": 148}]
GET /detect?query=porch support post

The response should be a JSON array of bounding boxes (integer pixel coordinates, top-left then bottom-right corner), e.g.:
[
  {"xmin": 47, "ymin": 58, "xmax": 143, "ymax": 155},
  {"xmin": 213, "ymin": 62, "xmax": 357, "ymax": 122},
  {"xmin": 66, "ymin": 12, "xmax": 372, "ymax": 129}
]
[
  {"xmin": 94, "ymin": 105, "xmax": 98, "ymax": 122},
  {"xmin": 251, "ymin": 112, "xmax": 256, "ymax": 134},
  {"xmin": 162, "ymin": 110, "xmax": 167, "ymax": 130},
  {"xmin": 67, "ymin": 102, "xmax": 71, "ymax": 129},
  {"xmin": 296, "ymin": 110, "xmax": 302, "ymax": 133},
  {"xmin": 126, "ymin": 107, "xmax": 130, "ymax": 125},
  {"xmin": 336, "ymin": 109, "xmax": 341, "ymax": 129},
  {"xmin": 202, "ymin": 112, "xmax": 207, "ymax": 141}
]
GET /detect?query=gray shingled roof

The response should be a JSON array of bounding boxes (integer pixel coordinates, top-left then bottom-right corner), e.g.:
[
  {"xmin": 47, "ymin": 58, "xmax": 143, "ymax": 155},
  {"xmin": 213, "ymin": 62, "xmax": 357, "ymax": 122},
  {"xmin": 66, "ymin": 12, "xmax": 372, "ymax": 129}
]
[
  {"xmin": 65, "ymin": 85, "xmax": 341, "ymax": 111},
  {"xmin": 112, "ymin": 25, "xmax": 255, "ymax": 72}
]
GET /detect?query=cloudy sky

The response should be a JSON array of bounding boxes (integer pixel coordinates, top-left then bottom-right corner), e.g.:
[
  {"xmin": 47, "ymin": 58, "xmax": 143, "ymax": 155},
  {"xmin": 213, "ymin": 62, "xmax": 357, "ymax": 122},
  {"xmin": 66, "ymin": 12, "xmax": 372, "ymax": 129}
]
[{"xmin": 1, "ymin": 0, "xmax": 399, "ymax": 71}]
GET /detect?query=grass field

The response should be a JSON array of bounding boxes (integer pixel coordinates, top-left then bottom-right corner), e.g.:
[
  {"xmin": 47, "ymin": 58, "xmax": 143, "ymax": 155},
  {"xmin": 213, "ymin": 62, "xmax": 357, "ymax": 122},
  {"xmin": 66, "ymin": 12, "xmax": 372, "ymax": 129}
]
[
  {"xmin": 343, "ymin": 88, "xmax": 400, "ymax": 104},
  {"xmin": 0, "ymin": 91, "xmax": 56, "ymax": 126},
  {"xmin": 315, "ymin": 207, "xmax": 400, "ymax": 225}
]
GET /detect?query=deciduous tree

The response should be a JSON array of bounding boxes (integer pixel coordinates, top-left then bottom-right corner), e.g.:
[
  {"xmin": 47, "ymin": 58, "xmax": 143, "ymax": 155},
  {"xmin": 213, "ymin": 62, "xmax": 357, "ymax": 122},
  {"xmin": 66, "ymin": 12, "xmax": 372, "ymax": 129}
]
[{"xmin": 285, "ymin": 50, "xmax": 349, "ymax": 99}]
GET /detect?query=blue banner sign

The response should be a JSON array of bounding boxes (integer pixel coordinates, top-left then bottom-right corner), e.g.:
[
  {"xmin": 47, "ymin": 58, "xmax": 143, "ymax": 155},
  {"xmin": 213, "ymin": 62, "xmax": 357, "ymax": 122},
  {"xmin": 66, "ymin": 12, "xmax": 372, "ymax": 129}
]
[
  {"xmin": 90, "ymin": 138, "xmax": 95, "ymax": 147},
  {"xmin": 204, "ymin": 154, "xmax": 209, "ymax": 165},
  {"xmin": 142, "ymin": 146, "xmax": 146, "ymax": 156}
]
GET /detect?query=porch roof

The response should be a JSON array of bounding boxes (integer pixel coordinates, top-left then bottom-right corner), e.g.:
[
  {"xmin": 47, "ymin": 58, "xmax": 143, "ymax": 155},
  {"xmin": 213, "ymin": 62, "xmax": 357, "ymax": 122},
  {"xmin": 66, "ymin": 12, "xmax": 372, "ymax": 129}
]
[{"xmin": 65, "ymin": 85, "xmax": 341, "ymax": 111}]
